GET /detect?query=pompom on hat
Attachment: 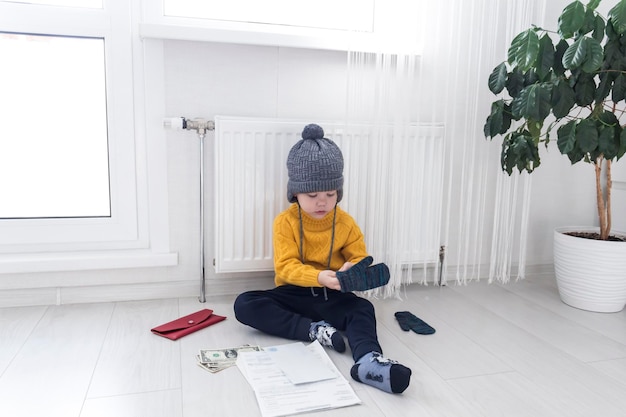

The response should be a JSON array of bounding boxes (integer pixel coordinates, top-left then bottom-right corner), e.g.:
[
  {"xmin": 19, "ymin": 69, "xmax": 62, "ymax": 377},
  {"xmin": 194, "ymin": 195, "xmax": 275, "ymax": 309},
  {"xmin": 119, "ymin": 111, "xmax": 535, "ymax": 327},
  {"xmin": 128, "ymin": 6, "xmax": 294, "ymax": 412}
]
[{"xmin": 286, "ymin": 124, "xmax": 344, "ymax": 203}]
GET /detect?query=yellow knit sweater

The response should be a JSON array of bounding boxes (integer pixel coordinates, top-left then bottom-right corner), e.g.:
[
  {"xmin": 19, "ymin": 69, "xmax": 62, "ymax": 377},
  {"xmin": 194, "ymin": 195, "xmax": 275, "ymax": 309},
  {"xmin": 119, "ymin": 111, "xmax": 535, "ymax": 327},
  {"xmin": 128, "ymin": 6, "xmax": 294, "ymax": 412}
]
[{"xmin": 273, "ymin": 203, "xmax": 368, "ymax": 287}]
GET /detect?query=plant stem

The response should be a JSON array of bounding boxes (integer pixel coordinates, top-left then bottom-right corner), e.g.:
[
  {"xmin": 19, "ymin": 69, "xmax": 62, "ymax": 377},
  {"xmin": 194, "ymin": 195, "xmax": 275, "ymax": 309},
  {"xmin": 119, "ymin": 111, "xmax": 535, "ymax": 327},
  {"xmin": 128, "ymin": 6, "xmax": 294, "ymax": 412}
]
[
  {"xmin": 607, "ymin": 159, "xmax": 612, "ymax": 239},
  {"xmin": 595, "ymin": 157, "xmax": 609, "ymax": 240}
]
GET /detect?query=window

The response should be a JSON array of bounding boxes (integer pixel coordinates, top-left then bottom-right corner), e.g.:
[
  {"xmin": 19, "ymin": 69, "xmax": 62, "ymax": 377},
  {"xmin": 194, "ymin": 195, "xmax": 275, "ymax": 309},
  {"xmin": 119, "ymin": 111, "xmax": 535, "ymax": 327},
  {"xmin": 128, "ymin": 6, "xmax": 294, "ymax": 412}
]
[
  {"xmin": 0, "ymin": 33, "xmax": 110, "ymax": 219},
  {"xmin": 0, "ymin": 0, "xmax": 175, "ymax": 272}
]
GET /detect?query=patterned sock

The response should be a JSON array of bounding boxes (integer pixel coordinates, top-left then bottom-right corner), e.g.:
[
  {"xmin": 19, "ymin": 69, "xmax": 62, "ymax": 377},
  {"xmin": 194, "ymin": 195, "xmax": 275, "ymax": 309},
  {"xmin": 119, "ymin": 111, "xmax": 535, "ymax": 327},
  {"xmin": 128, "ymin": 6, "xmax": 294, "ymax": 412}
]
[
  {"xmin": 350, "ymin": 352, "xmax": 412, "ymax": 394},
  {"xmin": 337, "ymin": 257, "xmax": 391, "ymax": 292},
  {"xmin": 309, "ymin": 320, "xmax": 346, "ymax": 352},
  {"xmin": 394, "ymin": 311, "xmax": 436, "ymax": 335}
]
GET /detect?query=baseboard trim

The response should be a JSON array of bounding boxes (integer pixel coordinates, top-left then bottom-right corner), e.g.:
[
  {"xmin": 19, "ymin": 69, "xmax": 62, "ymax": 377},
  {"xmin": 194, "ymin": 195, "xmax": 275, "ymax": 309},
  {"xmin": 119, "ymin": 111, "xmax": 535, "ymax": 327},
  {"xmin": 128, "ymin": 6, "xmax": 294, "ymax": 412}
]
[
  {"xmin": 0, "ymin": 250, "xmax": 178, "ymax": 275},
  {"xmin": 0, "ymin": 263, "xmax": 556, "ymax": 308},
  {"xmin": 0, "ymin": 275, "xmax": 275, "ymax": 308}
]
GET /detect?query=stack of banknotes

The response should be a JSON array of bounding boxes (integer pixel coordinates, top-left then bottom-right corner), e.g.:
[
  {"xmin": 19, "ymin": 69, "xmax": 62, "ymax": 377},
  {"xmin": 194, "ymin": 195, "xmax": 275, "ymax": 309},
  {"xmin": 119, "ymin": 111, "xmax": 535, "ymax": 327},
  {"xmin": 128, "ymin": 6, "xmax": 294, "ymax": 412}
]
[{"xmin": 196, "ymin": 344, "xmax": 263, "ymax": 373}]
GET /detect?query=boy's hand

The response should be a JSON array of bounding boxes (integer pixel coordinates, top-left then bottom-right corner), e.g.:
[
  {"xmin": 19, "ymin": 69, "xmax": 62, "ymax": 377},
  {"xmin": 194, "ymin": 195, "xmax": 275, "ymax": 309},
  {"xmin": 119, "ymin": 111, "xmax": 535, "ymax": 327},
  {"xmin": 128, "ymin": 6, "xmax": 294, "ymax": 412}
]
[
  {"xmin": 338, "ymin": 261, "xmax": 354, "ymax": 272},
  {"xmin": 317, "ymin": 270, "xmax": 341, "ymax": 290}
]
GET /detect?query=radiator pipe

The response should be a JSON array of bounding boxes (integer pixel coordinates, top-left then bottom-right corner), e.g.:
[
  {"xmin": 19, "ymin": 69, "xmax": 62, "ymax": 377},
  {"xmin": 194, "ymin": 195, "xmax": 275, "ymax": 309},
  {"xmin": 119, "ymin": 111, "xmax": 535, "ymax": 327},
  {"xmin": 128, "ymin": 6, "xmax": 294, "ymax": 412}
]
[
  {"xmin": 163, "ymin": 117, "xmax": 215, "ymax": 303},
  {"xmin": 438, "ymin": 245, "xmax": 446, "ymax": 286},
  {"xmin": 198, "ymin": 129, "xmax": 206, "ymax": 303}
]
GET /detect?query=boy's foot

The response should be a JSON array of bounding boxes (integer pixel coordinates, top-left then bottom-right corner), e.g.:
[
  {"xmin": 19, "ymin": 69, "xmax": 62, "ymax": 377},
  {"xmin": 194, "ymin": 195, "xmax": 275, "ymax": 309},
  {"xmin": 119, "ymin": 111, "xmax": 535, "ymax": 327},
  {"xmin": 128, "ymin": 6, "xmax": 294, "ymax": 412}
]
[
  {"xmin": 309, "ymin": 320, "xmax": 346, "ymax": 352},
  {"xmin": 350, "ymin": 352, "xmax": 411, "ymax": 393}
]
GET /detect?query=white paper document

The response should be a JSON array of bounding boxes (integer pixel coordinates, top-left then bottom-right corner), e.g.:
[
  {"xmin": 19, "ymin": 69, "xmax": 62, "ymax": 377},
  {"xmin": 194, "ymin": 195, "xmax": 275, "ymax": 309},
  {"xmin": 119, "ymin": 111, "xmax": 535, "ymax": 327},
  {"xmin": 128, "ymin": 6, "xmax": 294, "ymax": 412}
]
[
  {"xmin": 266, "ymin": 341, "xmax": 336, "ymax": 385},
  {"xmin": 236, "ymin": 341, "xmax": 361, "ymax": 417}
]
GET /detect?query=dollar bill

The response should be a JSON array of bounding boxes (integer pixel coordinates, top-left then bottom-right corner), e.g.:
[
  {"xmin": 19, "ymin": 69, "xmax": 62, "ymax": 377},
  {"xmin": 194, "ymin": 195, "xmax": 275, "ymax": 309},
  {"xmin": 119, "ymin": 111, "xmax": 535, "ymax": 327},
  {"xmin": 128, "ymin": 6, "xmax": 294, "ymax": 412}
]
[
  {"xmin": 197, "ymin": 344, "xmax": 262, "ymax": 373},
  {"xmin": 196, "ymin": 356, "xmax": 226, "ymax": 373}
]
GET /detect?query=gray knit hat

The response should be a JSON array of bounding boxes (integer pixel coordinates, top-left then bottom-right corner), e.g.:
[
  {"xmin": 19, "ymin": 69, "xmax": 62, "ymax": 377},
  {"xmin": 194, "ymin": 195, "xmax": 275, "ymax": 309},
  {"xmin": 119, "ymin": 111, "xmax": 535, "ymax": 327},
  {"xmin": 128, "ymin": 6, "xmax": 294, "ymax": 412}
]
[{"xmin": 287, "ymin": 124, "xmax": 344, "ymax": 203}]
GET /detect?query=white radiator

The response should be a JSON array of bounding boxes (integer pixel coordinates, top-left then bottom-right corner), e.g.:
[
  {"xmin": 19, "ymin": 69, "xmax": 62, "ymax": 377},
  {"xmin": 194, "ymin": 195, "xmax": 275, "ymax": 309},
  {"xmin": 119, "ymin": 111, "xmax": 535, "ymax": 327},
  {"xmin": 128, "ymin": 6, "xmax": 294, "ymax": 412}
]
[{"xmin": 214, "ymin": 115, "xmax": 445, "ymax": 274}]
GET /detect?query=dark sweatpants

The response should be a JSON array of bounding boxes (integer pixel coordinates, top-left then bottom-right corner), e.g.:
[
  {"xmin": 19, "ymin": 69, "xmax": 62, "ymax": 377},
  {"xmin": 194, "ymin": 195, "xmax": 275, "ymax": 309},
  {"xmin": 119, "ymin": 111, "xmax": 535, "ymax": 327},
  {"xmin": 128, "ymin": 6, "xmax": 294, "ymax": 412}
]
[{"xmin": 233, "ymin": 285, "xmax": 382, "ymax": 362}]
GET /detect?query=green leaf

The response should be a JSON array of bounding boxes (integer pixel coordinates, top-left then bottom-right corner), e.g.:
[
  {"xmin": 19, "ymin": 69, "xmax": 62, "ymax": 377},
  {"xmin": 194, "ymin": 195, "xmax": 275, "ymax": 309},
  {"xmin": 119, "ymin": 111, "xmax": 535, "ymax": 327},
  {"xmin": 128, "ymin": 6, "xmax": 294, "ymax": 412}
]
[
  {"xmin": 525, "ymin": 69, "xmax": 540, "ymax": 85},
  {"xmin": 484, "ymin": 115, "xmax": 496, "ymax": 138},
  {"xmin": 536, "ymin": 34, "xmax": 555, "ymax": 80},
  {"xmin": 563, "ymin": 37, "xmax": 603, "ymax": 72},
  {"xmin": 558, "ymin": 1, "xmax": 586, "ymax": 38},
  {"xmin": 597, "ymin": 111, "xmax": 622, "ymax": 160},
  {"xmin": 484, "ymin": 100, "xmax": 511, "ymax": 137},
  {"xmin": 595, "ymin": 71, "xmax": 615, "ymax": 102},
  {"xmin": 612, "ymin": 73, "xmax": 626, "ymax": 102},
  {"xmin": 576, "ymin": 118, "xmax": 599, "ymax": 152},
  {"xmin": 582, "ymin": 38, "xmax": 603, "ymax": 72},
  {"xmin": 552, "ymin": 79, "xmax": 576, "ymax": 117},
  {"xmin": 512, "ymin": 84, "xmax": 552, "ymax": 121},
  {"xmin": 569, "ymin": 148, "xmax": 587, "ymax": 163},
  {"xmin": 573, "ymin": 72, "xmax": 596, "ymax": 106},
  {"xmin": 587, "ymin": 0, "xmax": 601, "ymax": 11},
  {"xmin": 501, "ymin": 131, "xmax": 540, "ymax": 174},
  {"xmin": 500, "ymin": 135, "xmax": 512, "ymax": 173},
  {"xmin": 502, "ymin": 103, "xmax": 513, "ymax": 133},
  {"xmin": 553, "ymin": 39, "xmax": 569, "ymax": 76},
  {"xmin": 609, "ymin": 0, "xmax": 626, "ymax": 35},
  {"xmin": 557, "ymin": 120, "xmax": 578, "ymax": 154},
  {"xmin": 521, "ymin": 134, "xmax": 541, "ymax": 172},
  {"xmin": 488, "ymin": 62, "xmax": 508, "ymax": 94},
  {"xmin": 603, "ymin": 38, "xmax": 621, "ymax": 68},
  {"xmin": 579, "ymin": 7, "xmax": 598, "ymax": 35},
  {"xmin": 508, "ymin": 29, "xmax": 540, "ymax": 71},
  {"xmin": 619, "ymin": 127, "xmax": 626, "ymax": 159},
  {"xmin": 606, "ymin": 17, "xmax": 619, "ymax": 39},
  {"xmin": 505, "ymin": 68, "xmax": 526, "ymax": 98},
  {"xmin": 563, "ymin": 37, "xmax": 587, "ymax": 69},
  {"xmin": 591, "ymin": 14, "xmax": 606, "ymax": 42},
  {"xmin": 598, "ymin": 124, "xmax": 618, "ymax": 159},
  {"xmin": 598, "ymin": 109, "xmax": 619, "ymax": 127},
  {"xmin": 568, "ymin": 146, "xmax": 587, "ymax": 163}
]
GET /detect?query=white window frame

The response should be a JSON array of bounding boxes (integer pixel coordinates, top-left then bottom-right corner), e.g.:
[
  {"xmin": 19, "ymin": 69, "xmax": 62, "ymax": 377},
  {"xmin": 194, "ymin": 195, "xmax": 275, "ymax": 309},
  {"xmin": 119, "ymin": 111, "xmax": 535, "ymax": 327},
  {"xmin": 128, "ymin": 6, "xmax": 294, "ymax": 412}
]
[
  {"xmin": 163, "ymin": 0, "xmax": 374, "ymax": 32},
  {"xmin": 139, "ymin": 0, "xmax": 423, "ymax": 55},
  {"xmin": 0, "ymin": 0, "xmax": 176, "ymax": 273}
]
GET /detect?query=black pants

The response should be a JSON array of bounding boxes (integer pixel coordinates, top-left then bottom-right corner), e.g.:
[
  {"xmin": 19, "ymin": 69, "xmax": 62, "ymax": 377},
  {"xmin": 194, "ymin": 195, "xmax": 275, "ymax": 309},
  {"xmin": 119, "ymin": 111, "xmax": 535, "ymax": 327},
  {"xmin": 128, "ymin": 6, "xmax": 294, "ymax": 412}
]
[{"xmin": 234, "ymin": 285, "xmax": 382, "ymax": 362}]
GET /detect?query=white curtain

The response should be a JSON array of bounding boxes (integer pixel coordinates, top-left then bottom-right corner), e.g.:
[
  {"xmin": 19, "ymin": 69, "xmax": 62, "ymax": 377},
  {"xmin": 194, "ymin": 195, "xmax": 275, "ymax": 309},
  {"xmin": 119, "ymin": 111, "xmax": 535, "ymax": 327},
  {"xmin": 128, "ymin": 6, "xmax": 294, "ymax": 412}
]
[{"xmin": 344, "ymin": 0, "xmax": 546, "ymax": 296}]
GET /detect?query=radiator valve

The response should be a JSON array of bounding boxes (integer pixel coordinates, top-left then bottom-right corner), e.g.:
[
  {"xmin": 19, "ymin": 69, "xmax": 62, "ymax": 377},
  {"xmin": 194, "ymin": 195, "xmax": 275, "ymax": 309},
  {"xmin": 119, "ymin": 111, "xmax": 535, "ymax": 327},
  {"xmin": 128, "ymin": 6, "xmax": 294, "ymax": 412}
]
[{"xmin": 163, "ymin": 117, "xmax": 215, "ymax": 134}]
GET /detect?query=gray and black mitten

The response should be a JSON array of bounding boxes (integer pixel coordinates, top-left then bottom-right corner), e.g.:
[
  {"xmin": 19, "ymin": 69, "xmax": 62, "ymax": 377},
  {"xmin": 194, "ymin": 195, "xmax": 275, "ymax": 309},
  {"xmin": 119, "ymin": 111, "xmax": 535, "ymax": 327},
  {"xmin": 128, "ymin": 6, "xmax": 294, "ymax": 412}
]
[
  {"xmin": 337, "ymin": 256, "xmax": 390, "ymax": 292},
  {"xmin": 394, "ymin": 311, "xmax": 435, "ymax": 335}
]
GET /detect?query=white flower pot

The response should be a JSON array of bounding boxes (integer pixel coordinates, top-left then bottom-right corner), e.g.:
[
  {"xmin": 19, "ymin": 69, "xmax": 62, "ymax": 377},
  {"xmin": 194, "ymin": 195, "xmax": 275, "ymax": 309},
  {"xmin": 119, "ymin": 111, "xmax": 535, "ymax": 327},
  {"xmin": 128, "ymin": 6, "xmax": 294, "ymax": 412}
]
[{"xmin": 553, "ymin": 227, "xmax": 626, "ymax": 313}]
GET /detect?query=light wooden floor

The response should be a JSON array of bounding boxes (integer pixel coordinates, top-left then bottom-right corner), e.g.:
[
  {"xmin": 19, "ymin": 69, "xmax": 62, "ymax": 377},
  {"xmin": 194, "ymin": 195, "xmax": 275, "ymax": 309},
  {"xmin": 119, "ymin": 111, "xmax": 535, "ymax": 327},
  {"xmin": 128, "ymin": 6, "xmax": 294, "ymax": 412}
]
[{"xmin": 1, "ymin": 273, "xmax": 625, "ymax": 417}]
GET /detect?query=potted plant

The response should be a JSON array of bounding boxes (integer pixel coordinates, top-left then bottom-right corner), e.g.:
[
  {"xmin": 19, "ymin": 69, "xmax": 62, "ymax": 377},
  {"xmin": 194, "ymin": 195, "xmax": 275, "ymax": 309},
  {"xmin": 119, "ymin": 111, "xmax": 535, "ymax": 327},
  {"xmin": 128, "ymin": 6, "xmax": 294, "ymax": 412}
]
[{"xmin": 484, "ymin": 0, "xmax": 626, "ymax": 312}]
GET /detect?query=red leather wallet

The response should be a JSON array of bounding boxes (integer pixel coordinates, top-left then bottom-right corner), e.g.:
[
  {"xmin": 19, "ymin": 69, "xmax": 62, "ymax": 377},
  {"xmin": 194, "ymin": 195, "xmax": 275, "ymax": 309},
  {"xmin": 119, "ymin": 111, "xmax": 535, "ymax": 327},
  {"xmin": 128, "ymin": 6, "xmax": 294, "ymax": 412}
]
[{"xmin": 151, "ymin": 309, "xmax": 226, "ymax": 340}]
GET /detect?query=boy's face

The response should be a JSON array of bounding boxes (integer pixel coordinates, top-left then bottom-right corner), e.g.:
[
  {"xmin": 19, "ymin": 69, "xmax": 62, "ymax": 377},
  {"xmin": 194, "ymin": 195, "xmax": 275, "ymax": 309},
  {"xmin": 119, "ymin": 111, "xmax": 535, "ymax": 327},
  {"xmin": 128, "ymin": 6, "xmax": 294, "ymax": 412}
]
[{"xmin": 296, "ymin": 190, "xmax": 338, "ymax": 219}]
